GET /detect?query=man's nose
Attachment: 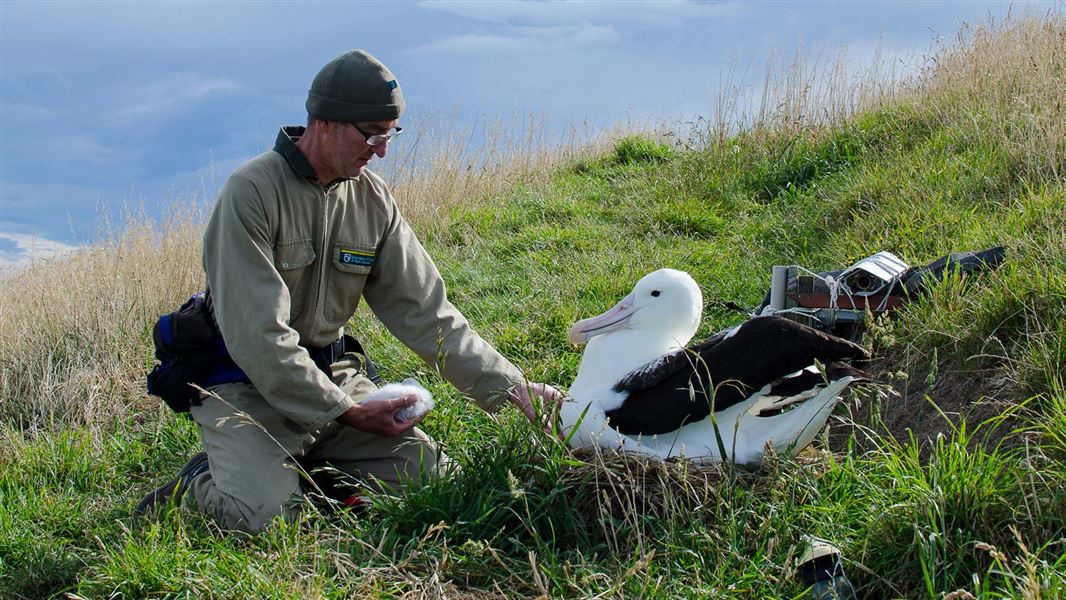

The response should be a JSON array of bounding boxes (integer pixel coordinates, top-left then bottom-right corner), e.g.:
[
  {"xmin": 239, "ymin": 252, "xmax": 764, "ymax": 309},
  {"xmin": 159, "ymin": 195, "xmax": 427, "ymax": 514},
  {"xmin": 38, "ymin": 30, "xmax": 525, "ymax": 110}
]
[{"xmin": 374, "ymin": 142, "xmax": 388, "ymax": 159}]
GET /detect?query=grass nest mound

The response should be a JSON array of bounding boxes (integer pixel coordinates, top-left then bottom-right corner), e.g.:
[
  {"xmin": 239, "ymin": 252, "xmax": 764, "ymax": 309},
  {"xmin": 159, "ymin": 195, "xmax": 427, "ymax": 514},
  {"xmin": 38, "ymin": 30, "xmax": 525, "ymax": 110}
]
[{"xmin": 558, "ymin": 447, "xmax": 815, "ymax": 524}]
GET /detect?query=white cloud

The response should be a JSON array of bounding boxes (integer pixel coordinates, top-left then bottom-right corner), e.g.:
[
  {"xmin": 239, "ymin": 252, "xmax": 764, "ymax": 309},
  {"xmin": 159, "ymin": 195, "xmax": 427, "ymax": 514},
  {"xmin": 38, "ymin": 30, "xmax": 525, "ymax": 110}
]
[
  {"xmin": 411, "ymin": 23, "xmax": 622, "ymax": 54},
  {"xmin": 105, "ymin": 73, "xmax": 240, "ymax": 125},
  {"xmin": 413, "ymin": 33, "xmax": 539, "ymax": 54},
  {"xmin": 418, "ymin": 0, "xmax": 745, "ymax": 27},
  {"xmin": 0, "ymin": 231, "xmax": 80, "ymax": 276}
]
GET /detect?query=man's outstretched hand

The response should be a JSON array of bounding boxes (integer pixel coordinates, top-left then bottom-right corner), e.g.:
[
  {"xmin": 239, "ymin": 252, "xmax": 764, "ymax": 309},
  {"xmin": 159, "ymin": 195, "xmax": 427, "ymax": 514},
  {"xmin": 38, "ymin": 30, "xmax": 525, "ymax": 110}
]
[
  {"xmin": 337, "ymin": 394, "xmax": 420, "ymax": 437},
  {"xmin": 508, "ymin": 381, "xmax": 564, "ymax": 426}
]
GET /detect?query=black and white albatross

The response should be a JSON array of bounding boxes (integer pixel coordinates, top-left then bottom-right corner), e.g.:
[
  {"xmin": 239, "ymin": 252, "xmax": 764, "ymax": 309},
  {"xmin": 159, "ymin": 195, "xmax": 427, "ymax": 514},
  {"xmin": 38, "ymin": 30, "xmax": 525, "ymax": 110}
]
[{"xmin": 559, "ymin": 269, "xmax": 870, "ymax": 464}]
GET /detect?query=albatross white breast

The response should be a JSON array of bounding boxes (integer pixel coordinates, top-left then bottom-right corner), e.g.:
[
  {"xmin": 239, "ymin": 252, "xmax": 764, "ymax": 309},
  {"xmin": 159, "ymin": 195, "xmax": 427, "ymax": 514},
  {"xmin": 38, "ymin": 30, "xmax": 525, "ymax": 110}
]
[{"xmin": 560, "ymin": 269, "xmax": 869, "ymax": 465}]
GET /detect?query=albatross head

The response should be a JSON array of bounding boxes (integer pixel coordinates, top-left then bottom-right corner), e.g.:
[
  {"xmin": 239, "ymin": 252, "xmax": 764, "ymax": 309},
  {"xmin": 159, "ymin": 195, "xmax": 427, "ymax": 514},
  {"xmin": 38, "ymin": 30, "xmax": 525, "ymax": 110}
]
[
  {"xmin": 566, "ymin": 268, "xmax": 704, "ymax": 411},
  {"xmin": 570, "ymin": 268, "xmax": 703, "ymax": 349}
]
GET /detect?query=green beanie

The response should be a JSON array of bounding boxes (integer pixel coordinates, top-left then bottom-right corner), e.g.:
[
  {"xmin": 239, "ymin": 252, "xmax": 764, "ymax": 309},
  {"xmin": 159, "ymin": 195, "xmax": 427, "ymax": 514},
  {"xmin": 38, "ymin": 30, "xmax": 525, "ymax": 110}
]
[{"xmin": 305, "ymin": 50, "xmax": 405, "ymax": 123}]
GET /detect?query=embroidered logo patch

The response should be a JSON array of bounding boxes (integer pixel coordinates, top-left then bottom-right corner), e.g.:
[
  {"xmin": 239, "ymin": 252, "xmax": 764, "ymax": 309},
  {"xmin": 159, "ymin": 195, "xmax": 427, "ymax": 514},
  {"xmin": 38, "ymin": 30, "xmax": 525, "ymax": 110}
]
[
  {"xmin": 387, "ymin": 79, "xmax": 398, "ymax": 90},
  {"xmin": 339, "ymin": 248, "xmax": 375, "ymax": 267}
]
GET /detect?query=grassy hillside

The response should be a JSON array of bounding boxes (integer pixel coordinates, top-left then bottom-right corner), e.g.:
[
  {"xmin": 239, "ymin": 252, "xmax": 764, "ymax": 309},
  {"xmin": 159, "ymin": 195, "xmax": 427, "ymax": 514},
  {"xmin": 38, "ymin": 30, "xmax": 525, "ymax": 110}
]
[{"xmin": 1, "ymin": 16, "xmax": 1064, "ymax": 599}]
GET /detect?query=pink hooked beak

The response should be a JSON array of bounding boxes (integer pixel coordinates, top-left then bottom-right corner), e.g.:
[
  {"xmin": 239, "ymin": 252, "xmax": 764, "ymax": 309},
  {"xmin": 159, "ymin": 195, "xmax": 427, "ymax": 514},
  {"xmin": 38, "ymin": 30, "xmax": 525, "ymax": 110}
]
[{"xmin": 569, "ymin": 293, "xmax": 636, "ymax": 344}]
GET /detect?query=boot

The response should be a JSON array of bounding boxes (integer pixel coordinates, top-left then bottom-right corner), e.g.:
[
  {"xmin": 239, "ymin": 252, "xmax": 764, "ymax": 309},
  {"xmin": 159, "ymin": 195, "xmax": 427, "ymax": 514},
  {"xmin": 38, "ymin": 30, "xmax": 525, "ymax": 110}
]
[{"xmin": 133, "ymin": 451, "xmax": 209, "ymax": 519}]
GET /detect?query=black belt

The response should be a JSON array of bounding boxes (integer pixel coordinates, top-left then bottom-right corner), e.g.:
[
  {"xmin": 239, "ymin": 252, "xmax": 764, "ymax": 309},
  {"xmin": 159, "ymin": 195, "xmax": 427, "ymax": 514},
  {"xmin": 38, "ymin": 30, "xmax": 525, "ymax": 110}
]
[{"xmin": 306, "ymin": 334, "xmax": 381, "ymax": 384}]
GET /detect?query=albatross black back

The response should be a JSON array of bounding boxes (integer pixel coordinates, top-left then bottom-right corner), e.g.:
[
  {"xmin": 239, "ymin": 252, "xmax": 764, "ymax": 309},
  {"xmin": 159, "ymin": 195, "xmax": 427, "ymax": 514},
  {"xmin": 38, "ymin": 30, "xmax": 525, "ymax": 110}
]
[{"xmin": 605, "ymin": 316, "xmax": 869, "ymax": 435}]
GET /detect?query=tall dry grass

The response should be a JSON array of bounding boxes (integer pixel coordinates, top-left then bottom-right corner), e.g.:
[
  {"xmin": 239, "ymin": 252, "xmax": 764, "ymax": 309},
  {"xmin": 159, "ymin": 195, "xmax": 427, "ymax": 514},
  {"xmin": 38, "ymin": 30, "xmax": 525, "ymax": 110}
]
[
  {"xmin": 920, "ymin": 13, "xmax": 1066, "ymax": 180},
  {"xmin": 700, "ymin": 10, "xmax": 1065, "ymax": 177},
  {"xmin": 0, "ymin": 206, "xmax": 204, "ymax": 434},
  {"xmin": 702, "ymin": 37, "xmax": 915, "ymax": 146}
]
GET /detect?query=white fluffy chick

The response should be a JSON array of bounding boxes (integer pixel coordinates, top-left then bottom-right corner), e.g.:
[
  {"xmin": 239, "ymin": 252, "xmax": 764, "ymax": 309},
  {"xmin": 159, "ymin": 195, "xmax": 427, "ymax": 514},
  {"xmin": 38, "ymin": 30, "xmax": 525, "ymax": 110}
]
[{"xmin": 363, "ymin": 378, "xmax": 435, "ymax": 424}]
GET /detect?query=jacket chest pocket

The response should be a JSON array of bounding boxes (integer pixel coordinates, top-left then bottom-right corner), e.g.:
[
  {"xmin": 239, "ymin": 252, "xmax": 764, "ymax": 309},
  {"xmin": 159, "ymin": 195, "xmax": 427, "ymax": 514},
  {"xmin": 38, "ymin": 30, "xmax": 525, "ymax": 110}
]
[
  {"xmin": 325, "ymin": 241, "xmax": 374, "ymax": 322},
  {"xmin": 274, "ymin": 240, "xmax": 316, "ymax": 320}
]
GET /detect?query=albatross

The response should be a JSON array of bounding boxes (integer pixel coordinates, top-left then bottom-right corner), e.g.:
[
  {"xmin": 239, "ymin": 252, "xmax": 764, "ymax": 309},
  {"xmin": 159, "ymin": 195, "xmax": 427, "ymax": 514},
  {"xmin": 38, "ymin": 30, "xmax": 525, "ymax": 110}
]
[{"xmin": 559, "ymin": 269, "xmax": 869, "ymax": 464}]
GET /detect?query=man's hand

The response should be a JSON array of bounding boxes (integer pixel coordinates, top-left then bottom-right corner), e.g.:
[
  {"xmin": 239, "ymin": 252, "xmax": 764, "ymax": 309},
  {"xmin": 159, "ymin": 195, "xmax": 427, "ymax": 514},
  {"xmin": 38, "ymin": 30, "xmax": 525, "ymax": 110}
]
[
  {"xmin": 336, "ymin": 394, "xmax": 420, "ymax": 437},
  {"xmin": 508, "ymin": 381, "xmax": 563, "ymax": 426}
]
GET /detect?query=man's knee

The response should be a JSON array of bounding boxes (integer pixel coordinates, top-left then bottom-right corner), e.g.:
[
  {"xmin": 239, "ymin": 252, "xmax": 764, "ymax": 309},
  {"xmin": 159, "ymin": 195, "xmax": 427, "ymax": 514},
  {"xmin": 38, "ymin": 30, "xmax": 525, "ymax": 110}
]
[
  {"xmin": 189, "ymin": 462, "xmax": 304, "ymax": 534},
  {"xmin": 189, "ymin": 388, "xmax": 315, "ymax": 533}
]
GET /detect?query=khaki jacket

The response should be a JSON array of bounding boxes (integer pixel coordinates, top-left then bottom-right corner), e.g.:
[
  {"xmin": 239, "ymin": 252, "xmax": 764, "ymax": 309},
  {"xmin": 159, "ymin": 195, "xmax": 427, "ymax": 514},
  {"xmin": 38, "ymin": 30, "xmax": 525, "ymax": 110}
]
[{"xmin": 202, "ymin": 127, "xmax": 523, "ymax": 431}]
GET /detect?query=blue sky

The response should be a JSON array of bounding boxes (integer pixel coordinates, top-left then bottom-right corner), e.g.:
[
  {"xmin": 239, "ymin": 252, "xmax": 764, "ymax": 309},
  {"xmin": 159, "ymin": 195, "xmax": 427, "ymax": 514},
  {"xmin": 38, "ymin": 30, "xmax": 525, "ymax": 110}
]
[{"xmin": 0, "ymin": 0, "xmax": 1020, "ymax": 270}]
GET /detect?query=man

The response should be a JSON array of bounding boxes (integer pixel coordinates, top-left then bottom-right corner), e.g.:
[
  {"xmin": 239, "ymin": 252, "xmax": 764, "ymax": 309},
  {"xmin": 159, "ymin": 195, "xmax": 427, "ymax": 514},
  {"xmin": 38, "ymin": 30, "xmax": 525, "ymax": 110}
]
[{"xmin": 135, "ymin": 50, "xmax": 561, "ymax": 533}]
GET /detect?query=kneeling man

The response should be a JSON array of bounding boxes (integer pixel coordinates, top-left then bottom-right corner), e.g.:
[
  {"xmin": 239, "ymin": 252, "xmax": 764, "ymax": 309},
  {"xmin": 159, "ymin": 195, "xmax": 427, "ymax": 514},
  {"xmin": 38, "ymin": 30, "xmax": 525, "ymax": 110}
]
[{"xmin": 136, "ymin": 49, "xmax": 559, "ymax": 533}]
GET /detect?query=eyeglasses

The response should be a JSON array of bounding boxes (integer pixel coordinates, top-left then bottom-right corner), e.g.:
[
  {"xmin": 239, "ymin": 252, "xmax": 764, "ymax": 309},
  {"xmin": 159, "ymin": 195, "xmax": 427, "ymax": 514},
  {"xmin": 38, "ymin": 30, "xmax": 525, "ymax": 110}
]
[{"xmin": 352, "ymin": 123, "xmax": 403, "ymax": 146}]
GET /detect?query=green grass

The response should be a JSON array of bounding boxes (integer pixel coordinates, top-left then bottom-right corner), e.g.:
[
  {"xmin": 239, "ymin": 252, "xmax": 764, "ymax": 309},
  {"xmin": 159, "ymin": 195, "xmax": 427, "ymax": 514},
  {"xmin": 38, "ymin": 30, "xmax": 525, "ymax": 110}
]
[{"xmin": 3, "ymin": 17, "xmax": 1066, "ymax": 599}]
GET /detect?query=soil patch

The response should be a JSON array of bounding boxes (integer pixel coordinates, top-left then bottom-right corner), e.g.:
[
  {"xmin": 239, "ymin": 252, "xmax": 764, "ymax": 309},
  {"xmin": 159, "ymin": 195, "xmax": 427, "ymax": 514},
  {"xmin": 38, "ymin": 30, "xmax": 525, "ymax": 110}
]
[{"xmin": 830, "ymin": 346, "xmax": 1024, "ymax": 457}]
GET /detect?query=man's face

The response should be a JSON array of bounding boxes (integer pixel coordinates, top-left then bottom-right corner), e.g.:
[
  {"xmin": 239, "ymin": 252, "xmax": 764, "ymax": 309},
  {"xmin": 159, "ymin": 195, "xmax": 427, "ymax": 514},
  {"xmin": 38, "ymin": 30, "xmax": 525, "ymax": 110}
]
[{"xmin": 322, "ymin": 118, "xmax": 398, "ymax": 179}]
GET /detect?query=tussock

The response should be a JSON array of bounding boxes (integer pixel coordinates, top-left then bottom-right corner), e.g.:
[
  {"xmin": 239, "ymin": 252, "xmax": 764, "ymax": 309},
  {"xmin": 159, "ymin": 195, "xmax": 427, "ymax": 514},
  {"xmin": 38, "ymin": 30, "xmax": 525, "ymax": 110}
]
[{"xmin": 563, "ymin": 447, "xmax": 732, "ymax": 521}]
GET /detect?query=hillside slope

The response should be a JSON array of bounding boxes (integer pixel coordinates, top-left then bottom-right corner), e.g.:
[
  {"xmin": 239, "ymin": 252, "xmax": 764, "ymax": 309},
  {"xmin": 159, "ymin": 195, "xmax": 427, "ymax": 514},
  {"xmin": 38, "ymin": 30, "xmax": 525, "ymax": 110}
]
[{"xmin": 1, "ymin": 16, "xmax": 1064, "ymax": 599}]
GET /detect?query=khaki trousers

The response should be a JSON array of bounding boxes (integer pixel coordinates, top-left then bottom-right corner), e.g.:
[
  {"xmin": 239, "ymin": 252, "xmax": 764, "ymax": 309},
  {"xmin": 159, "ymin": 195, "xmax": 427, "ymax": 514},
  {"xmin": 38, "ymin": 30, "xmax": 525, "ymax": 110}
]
[{"xmin": 187, "ymin": 353, "xmax": 441, "ymax": 533}]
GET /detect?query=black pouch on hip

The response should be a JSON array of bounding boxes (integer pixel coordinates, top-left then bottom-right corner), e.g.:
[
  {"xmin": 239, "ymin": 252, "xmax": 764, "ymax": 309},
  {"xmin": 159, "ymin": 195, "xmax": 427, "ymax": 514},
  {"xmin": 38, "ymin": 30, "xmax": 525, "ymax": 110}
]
[{"xmin": 146, "ymin": 292, "xmax": 220, "ymax": 413}]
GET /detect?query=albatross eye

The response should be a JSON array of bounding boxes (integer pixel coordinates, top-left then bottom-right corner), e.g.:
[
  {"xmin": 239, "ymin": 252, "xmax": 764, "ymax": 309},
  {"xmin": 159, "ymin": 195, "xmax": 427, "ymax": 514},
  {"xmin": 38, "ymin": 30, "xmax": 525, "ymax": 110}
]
[{"xmin": 651, "ymin": 290, "xmax": 661, "ymax": 297}]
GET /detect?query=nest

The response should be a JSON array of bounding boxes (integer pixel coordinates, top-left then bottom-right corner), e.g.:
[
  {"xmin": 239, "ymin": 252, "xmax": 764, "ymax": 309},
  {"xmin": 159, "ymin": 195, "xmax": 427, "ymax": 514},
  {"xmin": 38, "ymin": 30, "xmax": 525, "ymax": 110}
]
[
  {"xmin": 561, "ymin": 448, "xmax": 730, "ymax": 521},
  {"xmin": 557, "ymin": 445, "xmax": 836, "ymax": 525}
]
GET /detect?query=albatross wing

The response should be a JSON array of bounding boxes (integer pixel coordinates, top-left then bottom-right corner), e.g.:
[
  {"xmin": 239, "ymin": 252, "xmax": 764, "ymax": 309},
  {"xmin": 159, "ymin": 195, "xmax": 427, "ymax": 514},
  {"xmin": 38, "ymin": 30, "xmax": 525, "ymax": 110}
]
[{"xmin": 605, "ymin": 316, "xmax": 869, "ymax": 435}]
